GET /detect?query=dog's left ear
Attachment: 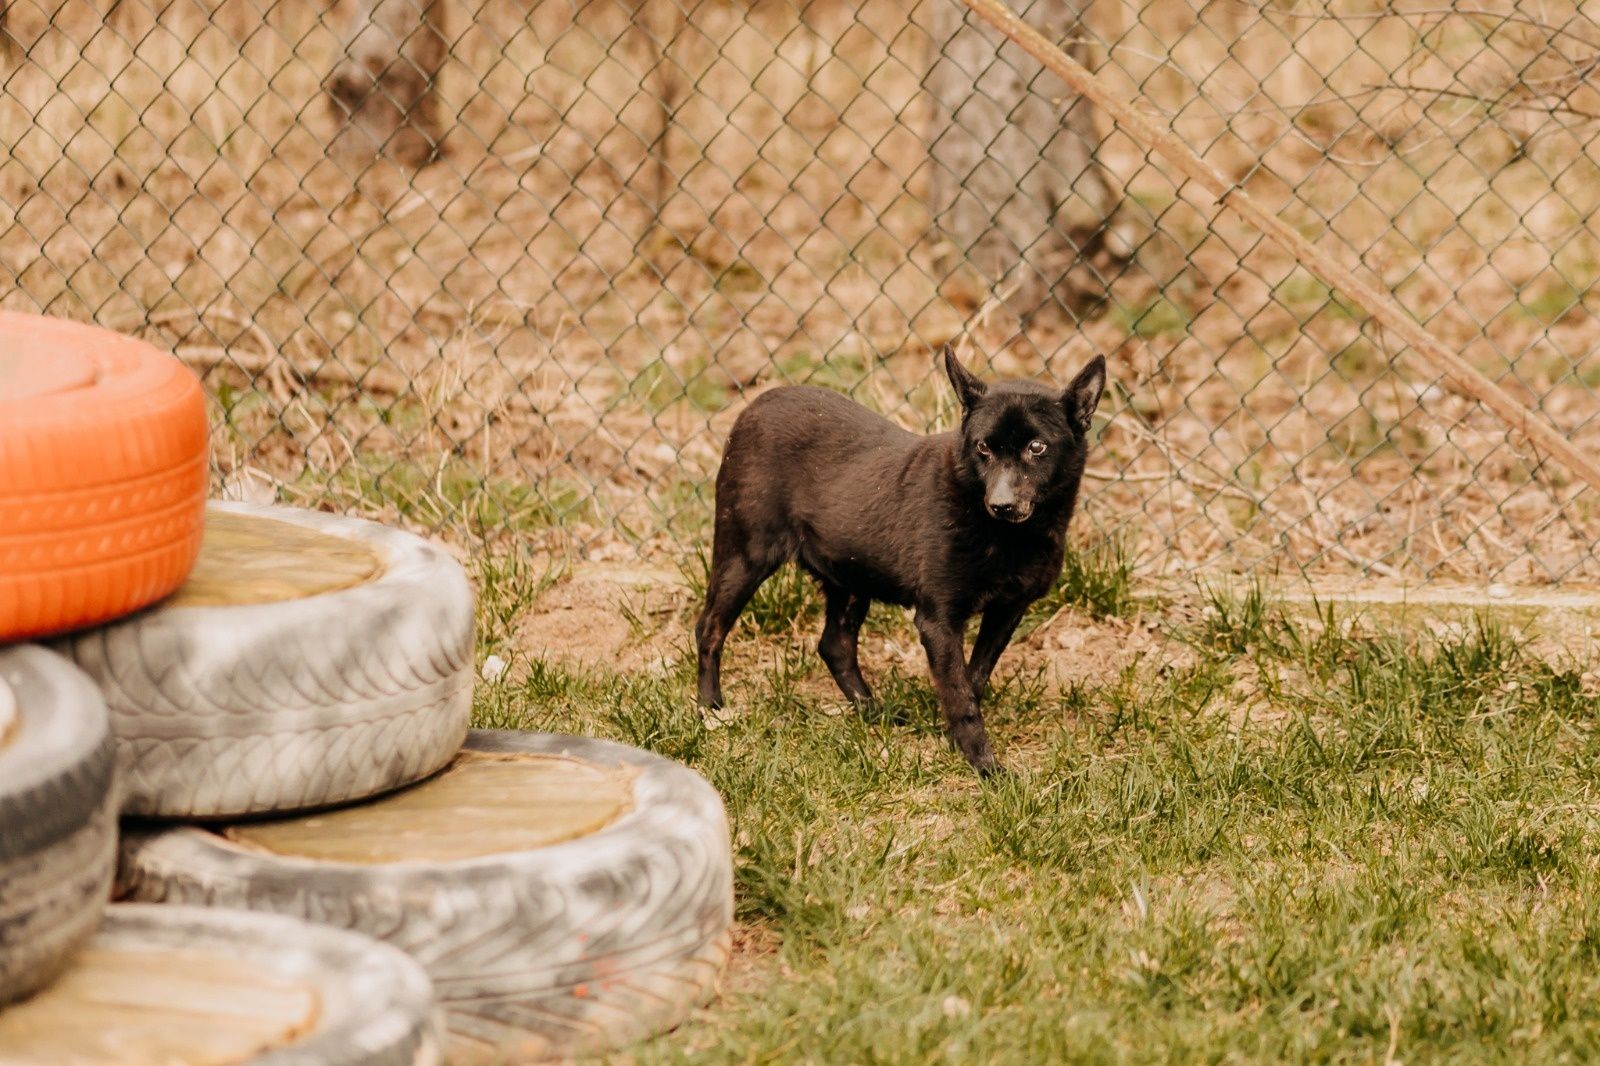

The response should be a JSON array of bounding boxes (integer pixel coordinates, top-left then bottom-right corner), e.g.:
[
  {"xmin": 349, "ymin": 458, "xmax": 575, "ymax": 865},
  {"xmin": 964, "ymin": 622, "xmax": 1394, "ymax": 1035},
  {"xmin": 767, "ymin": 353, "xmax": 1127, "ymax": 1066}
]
[
  {"xmin": 1062, "ymin": 354, "xmax": 1107, "ymax": 435},
  {"xmin": 943, "ymin": 345, "xmax": 987, "ymax": 411}
]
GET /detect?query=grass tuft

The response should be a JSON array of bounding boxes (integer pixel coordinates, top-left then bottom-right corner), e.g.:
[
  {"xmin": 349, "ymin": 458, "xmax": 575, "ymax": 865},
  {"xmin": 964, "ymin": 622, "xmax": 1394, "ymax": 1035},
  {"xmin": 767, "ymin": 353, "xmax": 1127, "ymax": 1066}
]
[
  {"xmin": 1023, "ymin": 536, "xmax": 1136, "ymax": 634},
  {"xmin": 1196, "ymin": 577, "xmax": 1280, "ymax": 656}
]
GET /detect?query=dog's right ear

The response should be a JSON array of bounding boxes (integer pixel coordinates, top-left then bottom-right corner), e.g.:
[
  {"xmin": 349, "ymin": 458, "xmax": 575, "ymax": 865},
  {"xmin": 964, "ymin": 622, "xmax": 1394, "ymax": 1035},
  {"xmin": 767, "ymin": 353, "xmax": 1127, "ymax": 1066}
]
[{"xmin": 942, "ymin": 345, "xmax": 986, "ymax": 411}]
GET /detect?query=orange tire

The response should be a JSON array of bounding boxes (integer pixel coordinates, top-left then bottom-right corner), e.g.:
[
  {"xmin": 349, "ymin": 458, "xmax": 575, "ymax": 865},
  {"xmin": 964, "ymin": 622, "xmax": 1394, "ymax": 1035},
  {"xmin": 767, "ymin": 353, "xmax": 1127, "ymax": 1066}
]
[{"xmin": 0, "ymin": 312, "xmax": 208, "ymax": 640}]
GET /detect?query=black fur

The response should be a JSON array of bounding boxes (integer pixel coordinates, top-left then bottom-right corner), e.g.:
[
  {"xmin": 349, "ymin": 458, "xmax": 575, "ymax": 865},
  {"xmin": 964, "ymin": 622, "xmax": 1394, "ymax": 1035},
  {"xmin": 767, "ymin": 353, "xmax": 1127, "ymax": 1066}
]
[{"xmin": 695, "ymin": 345, "xmax": 1107, "ymax": 775}]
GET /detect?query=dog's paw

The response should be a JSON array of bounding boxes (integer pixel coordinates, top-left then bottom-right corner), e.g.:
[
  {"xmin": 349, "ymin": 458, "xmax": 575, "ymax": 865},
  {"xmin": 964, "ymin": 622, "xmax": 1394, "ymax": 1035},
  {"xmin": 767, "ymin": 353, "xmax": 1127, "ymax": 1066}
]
[
  {"xmin": 701, "ymin": 702, "xmax": 741, "ymax": 731},
  {"xmin": 960, "ymin": 740, "xmax": 1002, "ymax": 779},
  {"xmin": 973, "ymin": 755, "xmax": 1008, "ymax": 781},
  {"xmin": 977, "ymin": 761, "xmax": 1013, "ymax": 784}
]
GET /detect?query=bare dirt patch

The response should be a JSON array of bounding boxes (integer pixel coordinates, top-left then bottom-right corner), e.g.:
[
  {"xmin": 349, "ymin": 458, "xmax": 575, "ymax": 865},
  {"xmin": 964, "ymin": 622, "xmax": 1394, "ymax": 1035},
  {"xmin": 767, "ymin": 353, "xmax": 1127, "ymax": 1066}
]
[{"xmin": 513, "ymin": 563, "xmax": 691, "ymax": 674}]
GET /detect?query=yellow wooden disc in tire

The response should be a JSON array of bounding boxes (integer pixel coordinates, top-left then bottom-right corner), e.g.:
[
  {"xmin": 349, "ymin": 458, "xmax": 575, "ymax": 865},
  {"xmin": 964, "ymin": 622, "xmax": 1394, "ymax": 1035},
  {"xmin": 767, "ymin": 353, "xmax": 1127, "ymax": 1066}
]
[
  {"xmin": 0, "ymin": 904, "xmax": 440, "ymax": 1066},
  {"xmin": 0, "ymin": 947, "xmax": 319, "ymax": 1065},
  {"xmin": 167, "ymin": 510, "xmax": 383, "ymax": 608},
  {"xmin": 225, "ymin": 751, "xmax": 634, "ymax": 864}
]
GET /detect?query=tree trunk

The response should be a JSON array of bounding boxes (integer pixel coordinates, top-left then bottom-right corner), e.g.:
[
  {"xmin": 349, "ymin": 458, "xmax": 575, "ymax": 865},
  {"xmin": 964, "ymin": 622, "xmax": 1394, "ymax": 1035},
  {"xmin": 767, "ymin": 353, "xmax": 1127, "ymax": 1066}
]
[
  {"xmin": 327, "ymin": 0, "xmax": 448, "ymax": 169},
  {"xmin": 925, "ymin": 0, "xmax": 1119, "ymax": 316},
  {"xmin": 625, "ymin": 0, "xmax": 687, "ymax": 220}
]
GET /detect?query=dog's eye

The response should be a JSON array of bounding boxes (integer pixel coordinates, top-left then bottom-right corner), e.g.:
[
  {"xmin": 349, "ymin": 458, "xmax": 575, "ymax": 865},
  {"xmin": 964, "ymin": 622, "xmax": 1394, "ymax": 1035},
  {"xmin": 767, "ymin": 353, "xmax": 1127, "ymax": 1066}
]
[
  {"xmin": 975, "ymin": 441, "xmax": 992, "ymax": 458},
  {"xmin": 1027, "ymin": 439, "xmax": 1047, "ymax": 456}
]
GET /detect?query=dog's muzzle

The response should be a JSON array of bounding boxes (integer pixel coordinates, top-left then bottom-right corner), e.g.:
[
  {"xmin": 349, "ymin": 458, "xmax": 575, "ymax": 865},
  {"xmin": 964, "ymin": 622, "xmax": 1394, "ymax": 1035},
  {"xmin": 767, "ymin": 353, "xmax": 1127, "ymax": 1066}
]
[
  {"xmin": 986, "ymin": 500, "xmax": 1033, "ymax": 523},
  {"xmin": 985, "ymin": 472, "xmax": 1033, "ymax": 523}
]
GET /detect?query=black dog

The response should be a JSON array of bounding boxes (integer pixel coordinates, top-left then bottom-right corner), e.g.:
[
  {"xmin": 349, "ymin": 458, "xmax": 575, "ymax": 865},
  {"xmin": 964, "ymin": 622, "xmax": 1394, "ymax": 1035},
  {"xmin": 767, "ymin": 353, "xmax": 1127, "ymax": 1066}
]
[{"xmin": 695, "ymin": 346, "xmax": 1106, "ymax": 775}]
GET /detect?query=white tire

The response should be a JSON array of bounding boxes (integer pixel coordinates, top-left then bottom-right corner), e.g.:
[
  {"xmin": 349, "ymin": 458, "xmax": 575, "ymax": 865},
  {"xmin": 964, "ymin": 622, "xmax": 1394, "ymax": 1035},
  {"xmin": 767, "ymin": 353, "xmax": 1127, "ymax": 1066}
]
[
  {"xmin": 0, "ymin": 645, "xmax": 116, "ymax": 1006},
  {"xmin": 0, "ymin": 903, "xmax": 442, "ymax": 1065},
  {"xmin": 55, "ymin": 501, "xmax": 474, "ymax": 819},
  {"xmin": 119, "ymin": 730, "xmax": 735, "ymax": 1063}
]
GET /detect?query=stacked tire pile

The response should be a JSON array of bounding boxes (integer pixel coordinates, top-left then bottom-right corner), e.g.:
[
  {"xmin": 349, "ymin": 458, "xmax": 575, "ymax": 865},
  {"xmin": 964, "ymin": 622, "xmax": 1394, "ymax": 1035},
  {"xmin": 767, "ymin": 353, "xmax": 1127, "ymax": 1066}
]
[{"xmin": 0, "ymin": 313, "xmax": 734, "ymax": 1064}]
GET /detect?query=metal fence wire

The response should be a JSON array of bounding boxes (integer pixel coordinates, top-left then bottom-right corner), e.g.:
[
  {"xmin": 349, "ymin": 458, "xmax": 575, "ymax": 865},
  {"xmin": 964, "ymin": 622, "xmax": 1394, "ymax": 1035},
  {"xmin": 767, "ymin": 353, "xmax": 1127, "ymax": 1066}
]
[{"xmin": 4, "ymin": 0, "xmax": 1599, "ymax": 585}]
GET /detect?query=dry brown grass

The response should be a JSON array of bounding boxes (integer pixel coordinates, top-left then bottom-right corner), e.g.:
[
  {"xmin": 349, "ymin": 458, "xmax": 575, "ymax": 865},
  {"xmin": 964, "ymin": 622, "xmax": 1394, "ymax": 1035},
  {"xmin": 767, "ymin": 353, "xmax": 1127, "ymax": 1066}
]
[{"xmin": 4, "ymin": 0, "xmax": 1600, "ymax": 583}]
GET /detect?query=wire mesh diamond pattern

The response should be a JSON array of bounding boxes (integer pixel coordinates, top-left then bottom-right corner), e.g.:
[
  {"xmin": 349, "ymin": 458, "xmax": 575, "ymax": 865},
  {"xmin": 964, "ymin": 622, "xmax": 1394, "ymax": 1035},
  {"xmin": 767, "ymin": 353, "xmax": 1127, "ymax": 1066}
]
[{"xmin": 3, "ymin": 0, "xmax": 1597, "ymax": 585}]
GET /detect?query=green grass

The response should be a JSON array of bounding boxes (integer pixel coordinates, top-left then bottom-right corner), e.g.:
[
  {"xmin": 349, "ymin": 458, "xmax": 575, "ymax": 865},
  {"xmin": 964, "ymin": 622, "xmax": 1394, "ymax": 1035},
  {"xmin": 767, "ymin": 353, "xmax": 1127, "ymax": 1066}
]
[
  {"xmin": 281, "ymin": 457, "xmax": 592, "ymax": 534},
  {"xmin": 1273, "ymin": 271, "xmax": 1368, "ymax": 326},
  {"xmin": 1113, "ymin": 295, "xmax": 1191, "ymax": 339},
  {"xmin": 472, "ymin": 558, "xmax": 1600, "ymax": 1064},
  {"xmin": 1323, "ymin": 408, "xmax": 1391, "ymax": 463},
  {"xmin": 628, "ymin": 356, "xmax": 730, "ymax": 415},
  {"xmin": 1331, "ymin": 339, "xmax": 1386, "ymax": 382},
  {"xmin": 1517, "ymin": 279, "xmax": 1590, "ymax": 326},
  {"xmin": 775, "ymin": 349, "xmax": 869, "ymax": 393},
  {"xmin": 1022, "ymin": 536, "xmax": 1136, "ymax": 632}
]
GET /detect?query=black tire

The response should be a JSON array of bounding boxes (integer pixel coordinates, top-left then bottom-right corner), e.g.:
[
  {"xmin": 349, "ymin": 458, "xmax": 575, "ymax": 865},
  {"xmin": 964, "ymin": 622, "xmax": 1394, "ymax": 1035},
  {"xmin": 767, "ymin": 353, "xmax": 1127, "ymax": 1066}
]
[
  {"xmin": 0, "ymin": 645, "xmax": 116, "ymax": 1006},
  {"xmin": 0, "ymin": 903, "xmax": 442, "ymax": 1065},
  {"xmin": 55, "ymin": 501, "xmax": 474, "ymax": 819},
  {"xmin": 120, "ymin": 730, "xmax": 734, "ymax": 1063}
]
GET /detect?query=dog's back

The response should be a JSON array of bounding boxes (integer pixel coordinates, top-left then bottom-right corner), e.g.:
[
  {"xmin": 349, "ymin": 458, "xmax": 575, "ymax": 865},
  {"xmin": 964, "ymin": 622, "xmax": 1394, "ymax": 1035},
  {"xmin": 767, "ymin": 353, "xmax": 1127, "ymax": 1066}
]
[
  {"xmin": 720, "ymin": 385, "xmax": 918, "ymax": 472},
  {"xmin": 713, "ymin": 386, "xmax": 944, "ymax": 549}
]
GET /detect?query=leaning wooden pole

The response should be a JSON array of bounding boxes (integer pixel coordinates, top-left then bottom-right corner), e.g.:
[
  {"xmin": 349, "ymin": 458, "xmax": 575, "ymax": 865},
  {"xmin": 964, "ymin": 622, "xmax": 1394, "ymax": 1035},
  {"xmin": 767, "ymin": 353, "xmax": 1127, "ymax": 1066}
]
[{"xmin": 956, "ymin": 0, "xmax": 1600, "ymax": 498}]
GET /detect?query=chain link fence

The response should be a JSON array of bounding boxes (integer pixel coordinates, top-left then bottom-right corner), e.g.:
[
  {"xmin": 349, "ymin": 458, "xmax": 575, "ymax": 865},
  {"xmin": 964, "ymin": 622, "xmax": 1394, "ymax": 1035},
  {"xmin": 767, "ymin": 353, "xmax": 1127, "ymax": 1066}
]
[{"xmin": 4, "ymin": 0, "xmax": 1599, "ymax": 585}]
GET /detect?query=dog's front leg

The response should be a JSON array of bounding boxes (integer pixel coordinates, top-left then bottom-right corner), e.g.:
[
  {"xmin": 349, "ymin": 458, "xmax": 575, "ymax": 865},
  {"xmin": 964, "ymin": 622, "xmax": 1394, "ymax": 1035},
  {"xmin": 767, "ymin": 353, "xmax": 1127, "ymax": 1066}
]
[
  {"xmin": 915, "ymin": 609, "xmax": 999, "ymax": 776},
  {"xmin": 967, "ymin": 600, "xmax": 1029, "ymax": 704}
]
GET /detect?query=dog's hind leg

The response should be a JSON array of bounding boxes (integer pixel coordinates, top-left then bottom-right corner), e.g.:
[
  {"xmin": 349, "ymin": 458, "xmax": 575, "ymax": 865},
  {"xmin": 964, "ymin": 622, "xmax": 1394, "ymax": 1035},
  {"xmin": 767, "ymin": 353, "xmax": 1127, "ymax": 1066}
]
[
  {"xmin": 967, "ymin": 599, "xmax": 1029, "ymax": 704},
  {"xmin": 695, "ymin": 552, "xmax": 780, "ymax": 709},
  {"xmin": 818, "ymin": 582, "xmax": 872, "ymax": 706}
]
